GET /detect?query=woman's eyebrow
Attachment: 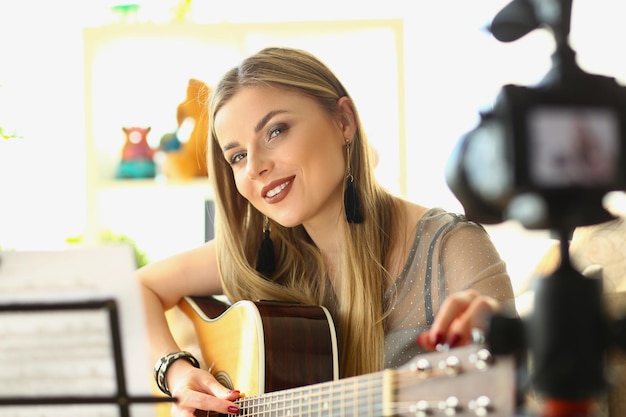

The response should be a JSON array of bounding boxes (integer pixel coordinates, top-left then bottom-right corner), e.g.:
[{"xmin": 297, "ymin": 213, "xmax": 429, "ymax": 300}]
[
  {"xmin": 221, "ymin": 109, "xmax": 290, "ymax": 152},
  {"xmin": 221, "ymin": 141, "xmax": 239, "ymax": 152},
  {"xmin": 254, "ymin": 110, "xmax": 288, "ymax": 134}
]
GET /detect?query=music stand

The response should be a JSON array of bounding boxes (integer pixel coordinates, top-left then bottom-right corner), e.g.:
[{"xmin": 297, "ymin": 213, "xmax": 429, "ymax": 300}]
[
  {"xmin": 0, "ymin": 299, "xmax": 174, "ymax": 416},
  {"xmin": 0, "ymin": 245, "xmax": 175, "ymax": 417}
]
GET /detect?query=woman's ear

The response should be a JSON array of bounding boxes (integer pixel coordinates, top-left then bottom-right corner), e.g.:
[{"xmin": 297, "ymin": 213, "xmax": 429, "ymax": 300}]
[{"xmin": 337, "ymin": 96, "xmax": 357, "ymax": 139}]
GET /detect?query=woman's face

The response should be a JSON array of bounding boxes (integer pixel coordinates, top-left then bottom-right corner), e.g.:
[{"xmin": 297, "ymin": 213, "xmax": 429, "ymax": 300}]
[{"xmin": 214, "ymin": 86, "xmax": 352, "ymax": 228}]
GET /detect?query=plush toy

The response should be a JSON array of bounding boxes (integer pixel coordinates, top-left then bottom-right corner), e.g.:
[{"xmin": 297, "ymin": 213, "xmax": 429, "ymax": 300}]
[
  {"xmin": 116, "ymin": 126, "xmax": 156, "ymax": 179},
  {"xmin": 159, "ymin": 78, "xmax": 210, "ymax": 180}
]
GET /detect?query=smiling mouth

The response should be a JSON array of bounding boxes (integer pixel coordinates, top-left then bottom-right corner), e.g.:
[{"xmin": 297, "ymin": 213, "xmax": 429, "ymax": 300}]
[{"xmin": 265, "ymin": 180, "xmax": 291, "ymax": 198}]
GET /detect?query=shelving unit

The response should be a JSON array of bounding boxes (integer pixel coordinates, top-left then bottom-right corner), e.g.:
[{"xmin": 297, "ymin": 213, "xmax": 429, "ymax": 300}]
[{"xmin": 82, "ymin": 20, "xmax": 405, "ymax": 262}]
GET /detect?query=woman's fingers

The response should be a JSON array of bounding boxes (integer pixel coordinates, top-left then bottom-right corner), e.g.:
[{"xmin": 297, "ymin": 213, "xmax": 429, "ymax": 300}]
[
  {"xmin": 417, "ymin": 289, "xmax": 501, "ymax": 350},
  {"xmin": 176, "ymin": 387, "xmax": 240, "ymax": 416},
  {"xmin": 170, "ymin": 368, "xmax": 242, "ymax": 416},
  {"xmin": 446, "ymin": 291, "xmax": 500, "ymax": 345}
]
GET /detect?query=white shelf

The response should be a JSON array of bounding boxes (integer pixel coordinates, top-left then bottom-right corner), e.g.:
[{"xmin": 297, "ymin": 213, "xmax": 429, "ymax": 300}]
[{"xmin": 98, "ymin": 177, "xmax": 212, "ymax": 191}]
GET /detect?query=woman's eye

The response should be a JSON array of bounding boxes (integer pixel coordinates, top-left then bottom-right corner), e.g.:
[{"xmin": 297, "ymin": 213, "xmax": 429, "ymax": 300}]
[
  {"xmin": 229, "ymin": 152, "xmax": 246, "ymax": 165},
  {"xmin": 268, "ymin": 124, "xmax": 286, "ymax": 139}
]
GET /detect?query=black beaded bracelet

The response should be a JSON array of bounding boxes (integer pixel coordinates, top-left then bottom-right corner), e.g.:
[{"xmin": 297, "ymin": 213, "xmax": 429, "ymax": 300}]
[{"xmin": 154, "ymin": 351, "xmax": 200, "ymax": 396}]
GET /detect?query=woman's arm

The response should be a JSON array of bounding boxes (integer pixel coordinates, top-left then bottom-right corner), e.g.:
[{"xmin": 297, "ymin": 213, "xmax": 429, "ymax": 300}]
[
  {"xmin": 418, "ymin": 222, "xmax": 517, "ymax": 350},
  {"xmin": 137, "ymin": 240, "xmax": 241, "ymax": 415}
]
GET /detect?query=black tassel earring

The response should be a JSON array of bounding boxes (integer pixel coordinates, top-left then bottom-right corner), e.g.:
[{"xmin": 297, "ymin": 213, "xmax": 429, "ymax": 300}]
[
  {"xmin": 344, "ymin": 140, "xmax": 364, "ymax": 223},
  {"xmin": 255, "ymin": 216, "xmax": 276, "ymax": 274}
]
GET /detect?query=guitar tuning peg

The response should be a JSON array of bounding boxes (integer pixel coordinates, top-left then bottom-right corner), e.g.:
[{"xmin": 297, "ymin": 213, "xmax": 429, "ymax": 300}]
[
  {"xmin": 439, "ymin": 396, "xmax": 461, "ymax": 415},
  {"xmin": 471, "ymin": 328, "xmax": 486, "ymax": 344},
  {"xmin": 469, "ymin": 348, "xmax": 494, "ymax": 370},
  {"xmin": 440, "ymin": 355, "xmax": 462, "ymax": 376},
  {"xmin": 409, "ymin": 400, "xmax": 432, "ymax": 417},
  {"xmin": 410, "ymin": 357, "xmax": 433, "ymax": 377},
  {"xmin": 469, "ymin": 395, "xmax": 493, "ymax": 416}
]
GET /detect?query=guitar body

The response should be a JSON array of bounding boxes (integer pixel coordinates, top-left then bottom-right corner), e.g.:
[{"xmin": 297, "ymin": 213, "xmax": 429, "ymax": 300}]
[{"xmin": 178, "ymin": 296, "xmax": 339, "ymax": 395}]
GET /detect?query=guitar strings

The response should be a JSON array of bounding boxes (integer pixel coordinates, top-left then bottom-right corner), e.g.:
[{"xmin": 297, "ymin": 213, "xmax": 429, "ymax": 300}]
[
  {"xmin": 236, "ymin": 373, "xmax": 385, "ymax": 417},
  {"xmin": 233, "ymin": 351, "xmax": 496, "ymax": 416},
  {"xmin": 233, "ymin": 372, "xmax": 463, "ymax": 416}
]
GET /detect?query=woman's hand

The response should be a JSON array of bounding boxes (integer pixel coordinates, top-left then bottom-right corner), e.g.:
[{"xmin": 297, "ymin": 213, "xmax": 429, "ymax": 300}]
[
  {"xmin": 417, "ymin": 289, "xmax": 501, "ymax": 351},
  {"xmin": 168, "ymin": 363, "xmax": 242, "ymax": 417}
]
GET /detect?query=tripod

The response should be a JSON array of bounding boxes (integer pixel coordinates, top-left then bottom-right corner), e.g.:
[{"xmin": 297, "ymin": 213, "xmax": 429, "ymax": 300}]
[{"xmin": 491, "ymin": 224, "xmax": 626, "ymax": 417}]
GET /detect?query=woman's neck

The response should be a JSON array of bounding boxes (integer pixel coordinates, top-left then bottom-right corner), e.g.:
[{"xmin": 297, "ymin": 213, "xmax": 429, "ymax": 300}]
[{"xmin": 303, "ymin": 214, "xmax": 345, "ymax": 283}]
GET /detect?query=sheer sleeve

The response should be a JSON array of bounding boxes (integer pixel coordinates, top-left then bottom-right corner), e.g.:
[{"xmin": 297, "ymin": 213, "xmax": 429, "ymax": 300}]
[
  {"xmin": 383, "ymin": 208, "xmax": 516, "ymax": 368},
  {"xmin": 437, "ymin": 219, "xmax": 517, "ymax": 315}
]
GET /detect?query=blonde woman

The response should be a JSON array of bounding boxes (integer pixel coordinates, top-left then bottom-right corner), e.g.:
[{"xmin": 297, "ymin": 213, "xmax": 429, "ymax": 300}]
[{"xmin": 138, "ymin": 47, "xmax": 516, "ymax": 416}]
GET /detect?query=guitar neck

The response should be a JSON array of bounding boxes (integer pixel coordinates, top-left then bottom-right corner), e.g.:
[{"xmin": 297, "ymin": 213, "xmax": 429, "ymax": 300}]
[
  {"xmin": 235, "ymin": 344, "xmax": 515, "ymax": 417},
  {"xmin": 238, "ymin": 370, "xmax": 388, "ymax": 417}
]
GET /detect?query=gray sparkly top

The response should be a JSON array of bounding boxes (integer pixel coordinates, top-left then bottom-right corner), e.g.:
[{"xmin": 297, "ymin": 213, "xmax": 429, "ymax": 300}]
[{"xmin": 382, "ymin": 208, "xmax": 515, "ymax": 369}]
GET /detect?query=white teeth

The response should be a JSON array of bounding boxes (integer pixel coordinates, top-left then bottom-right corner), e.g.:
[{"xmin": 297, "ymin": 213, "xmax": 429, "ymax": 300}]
[{"xmin": 266, "ymin": 181, "xmax": 289, "ymax": 198}]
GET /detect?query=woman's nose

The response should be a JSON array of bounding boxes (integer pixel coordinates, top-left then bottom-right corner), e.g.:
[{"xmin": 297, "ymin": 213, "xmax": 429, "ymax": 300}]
[{"xmin": 246, "ymin": 150, "xmax": 271, "ymax": 180}]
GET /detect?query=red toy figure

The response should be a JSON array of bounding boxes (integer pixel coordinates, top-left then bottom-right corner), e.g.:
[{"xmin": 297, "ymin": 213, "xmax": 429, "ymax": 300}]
[{"xmin": 116, "ymin": 126, "xmax": 156, "ymax": 179}]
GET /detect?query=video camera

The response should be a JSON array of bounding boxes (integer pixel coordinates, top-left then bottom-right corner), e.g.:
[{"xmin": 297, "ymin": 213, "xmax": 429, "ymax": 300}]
[
  {"xmin": 446, "ymin": 0, "xmax": 626, "ymax": 232},
  {"xmin": 445, "ymin": 1, "xmax": 626, "ymax": 414}
]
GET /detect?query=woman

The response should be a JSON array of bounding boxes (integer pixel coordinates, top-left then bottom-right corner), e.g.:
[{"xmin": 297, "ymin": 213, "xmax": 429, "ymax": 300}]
[{"xmin": 138, "ymin": 46, "xmax": 516, "ymax": 416}]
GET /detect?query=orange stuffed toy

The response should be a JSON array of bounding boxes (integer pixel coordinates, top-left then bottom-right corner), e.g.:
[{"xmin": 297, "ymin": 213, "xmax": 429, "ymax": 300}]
[{"xmin": 160, "ymin": 78, "xmax": 210, "ymax": 180}]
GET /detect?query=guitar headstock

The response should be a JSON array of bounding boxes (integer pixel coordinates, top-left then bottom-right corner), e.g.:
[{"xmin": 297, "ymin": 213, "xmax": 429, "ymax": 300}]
[{"xmin": 392, "ymin": 344, "xmax": 517, "ymax": 416}]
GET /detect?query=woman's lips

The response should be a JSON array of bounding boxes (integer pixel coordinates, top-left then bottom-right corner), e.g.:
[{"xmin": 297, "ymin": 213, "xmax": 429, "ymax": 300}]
[{"xmin": 262, "ymin": 176, "xmax": 294, "ymax": 203}]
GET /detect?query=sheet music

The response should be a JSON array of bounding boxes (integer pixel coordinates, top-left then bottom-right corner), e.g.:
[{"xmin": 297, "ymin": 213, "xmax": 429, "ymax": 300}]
[
  {"xmin": 0, "ymin": 245, "xmax": 158, "ymax": 417},
  {"xmin": 0, "ymin": 309, "xmax": 115, "ymax": 396}
]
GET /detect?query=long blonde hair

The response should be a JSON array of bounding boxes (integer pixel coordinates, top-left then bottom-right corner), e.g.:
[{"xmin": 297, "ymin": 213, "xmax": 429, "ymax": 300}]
[{"xmin": 207, "ymin": 47, "xmax": 399, "ymax": 377}]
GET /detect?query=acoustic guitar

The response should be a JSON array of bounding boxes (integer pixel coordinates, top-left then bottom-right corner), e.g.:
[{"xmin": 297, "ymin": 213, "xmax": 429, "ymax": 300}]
[{"xmin": 178, "ymin": 296, "xmax": 516, "ymax": 417}]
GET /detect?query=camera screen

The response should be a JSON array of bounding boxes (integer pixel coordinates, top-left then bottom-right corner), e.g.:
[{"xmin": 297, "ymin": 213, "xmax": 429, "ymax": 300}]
[{"xmin": 527, "ymin": 106, "xmax": 620, "ymax": 188}]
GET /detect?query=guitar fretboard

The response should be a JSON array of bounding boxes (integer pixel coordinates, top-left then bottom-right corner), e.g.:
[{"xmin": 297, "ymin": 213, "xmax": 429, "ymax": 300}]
[{"xmin": 238, "ymin": 372, "xmax": 386, "ymax": 417}]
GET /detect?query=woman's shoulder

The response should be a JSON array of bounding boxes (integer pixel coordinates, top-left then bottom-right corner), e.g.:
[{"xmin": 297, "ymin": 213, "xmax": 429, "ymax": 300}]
[
  {"xmin": 399, "ymin": 200, "xmax": 470, "ymax": 228},
  {"xmin": 399, "ymin": 203, "xmax": 487, "ymax": 245},
  {"xmin": 420, "ymin": 207, "xmax": 468, "ymax": 224}
]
